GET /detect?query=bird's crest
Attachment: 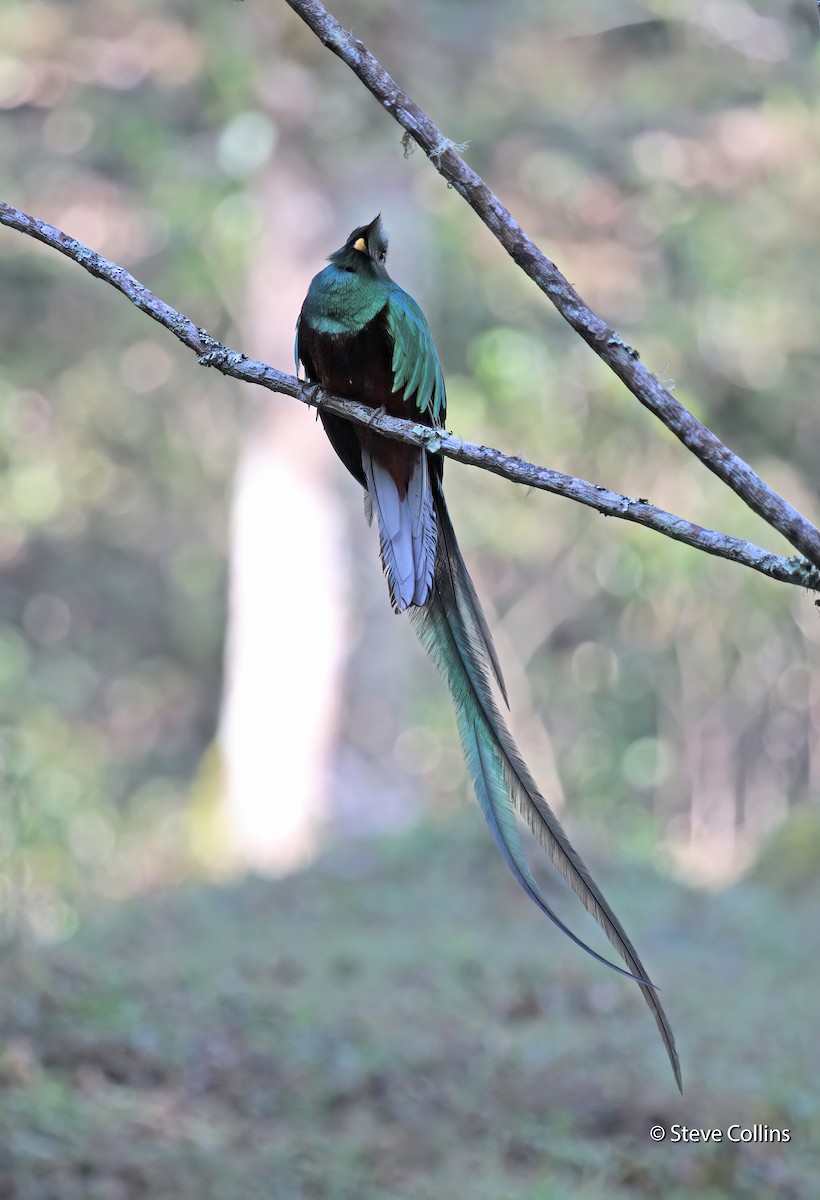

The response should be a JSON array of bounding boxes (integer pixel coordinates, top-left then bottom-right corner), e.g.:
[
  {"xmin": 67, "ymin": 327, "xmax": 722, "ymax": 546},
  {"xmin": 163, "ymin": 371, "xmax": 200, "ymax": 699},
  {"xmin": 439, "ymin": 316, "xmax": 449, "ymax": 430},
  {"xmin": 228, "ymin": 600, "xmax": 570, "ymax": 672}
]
[{"xmin": 329, "ymin": 215, "xmax": 389, "ymax": 273}]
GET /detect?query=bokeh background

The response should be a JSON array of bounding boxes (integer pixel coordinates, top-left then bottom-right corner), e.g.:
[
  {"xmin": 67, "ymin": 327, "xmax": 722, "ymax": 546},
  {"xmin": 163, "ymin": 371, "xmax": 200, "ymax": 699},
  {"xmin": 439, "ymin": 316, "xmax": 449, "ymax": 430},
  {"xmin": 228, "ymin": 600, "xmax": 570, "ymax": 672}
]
[{"xmin": 1, "ymin": 0, "xmax": 819, "ymax": 1195}]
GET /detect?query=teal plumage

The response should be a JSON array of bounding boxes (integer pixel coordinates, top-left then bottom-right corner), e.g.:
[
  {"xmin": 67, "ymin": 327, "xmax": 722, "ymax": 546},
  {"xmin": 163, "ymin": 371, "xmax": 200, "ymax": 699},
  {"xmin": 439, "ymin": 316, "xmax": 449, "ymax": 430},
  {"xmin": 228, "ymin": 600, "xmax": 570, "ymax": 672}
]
[
  {"xmin": 386, "ymin": 291, "xmax": 445, "ymax": 423},
  {"xmin": 296, "ymin": 216, "xmax": 681, "ymax": 1090}
]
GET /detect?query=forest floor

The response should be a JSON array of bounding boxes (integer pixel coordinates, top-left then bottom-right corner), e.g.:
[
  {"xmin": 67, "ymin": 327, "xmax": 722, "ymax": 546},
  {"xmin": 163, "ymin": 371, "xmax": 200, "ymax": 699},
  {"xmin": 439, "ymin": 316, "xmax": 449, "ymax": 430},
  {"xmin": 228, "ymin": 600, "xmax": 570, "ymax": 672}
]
[{"xmin": 1, "ymin": 814, "xmax": 819, "ymax": 1199}]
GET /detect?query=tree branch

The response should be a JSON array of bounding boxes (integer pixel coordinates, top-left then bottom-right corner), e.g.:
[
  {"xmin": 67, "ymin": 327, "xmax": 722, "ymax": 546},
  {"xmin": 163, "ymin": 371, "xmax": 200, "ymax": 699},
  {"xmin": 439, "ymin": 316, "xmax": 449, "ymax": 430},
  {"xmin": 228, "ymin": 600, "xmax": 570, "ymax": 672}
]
[
  {"xmin": 282, "ymin": 0, "xmax": 820, "ymax": 571},
  {"xmin": 2, "ymin": 201, "xmax": 818, "ymax": 596}
]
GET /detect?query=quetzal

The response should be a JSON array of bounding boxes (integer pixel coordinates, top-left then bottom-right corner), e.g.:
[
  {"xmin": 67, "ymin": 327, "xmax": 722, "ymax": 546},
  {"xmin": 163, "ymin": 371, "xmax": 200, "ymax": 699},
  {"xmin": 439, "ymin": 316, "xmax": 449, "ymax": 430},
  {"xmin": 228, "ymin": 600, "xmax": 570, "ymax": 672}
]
[{"xmin": 295, "ymin": 215, "xmax": 680, "ymax": 1089}]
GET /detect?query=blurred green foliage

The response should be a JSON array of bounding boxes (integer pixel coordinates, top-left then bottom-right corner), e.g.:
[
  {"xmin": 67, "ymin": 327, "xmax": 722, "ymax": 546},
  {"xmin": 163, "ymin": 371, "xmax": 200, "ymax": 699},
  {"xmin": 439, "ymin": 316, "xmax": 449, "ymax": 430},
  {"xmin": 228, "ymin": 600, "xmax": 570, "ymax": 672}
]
[{"xmin": 1, "ymin": 0, "xmax": 817, "ymax": 931}]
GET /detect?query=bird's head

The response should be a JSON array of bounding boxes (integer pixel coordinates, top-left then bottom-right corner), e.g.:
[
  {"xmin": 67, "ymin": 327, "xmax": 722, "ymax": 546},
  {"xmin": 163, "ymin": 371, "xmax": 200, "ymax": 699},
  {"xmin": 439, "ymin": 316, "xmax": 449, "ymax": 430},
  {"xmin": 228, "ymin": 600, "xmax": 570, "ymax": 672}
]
[{"xmin": 328, "ymin": 215, "xmax": 389, "ymax": 277}]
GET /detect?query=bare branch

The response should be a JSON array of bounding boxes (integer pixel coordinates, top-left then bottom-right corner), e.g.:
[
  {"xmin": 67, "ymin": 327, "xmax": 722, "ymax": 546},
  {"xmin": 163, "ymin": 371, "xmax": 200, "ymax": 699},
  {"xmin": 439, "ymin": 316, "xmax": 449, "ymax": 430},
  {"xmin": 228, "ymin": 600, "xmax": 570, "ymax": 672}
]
[
  {"xmin": 2, "ymin": 201, "xmax": 817, "ymax": 596},
  {"xmin": 281, "ymin": 0, "xmax": 820, "ymax": 570}
]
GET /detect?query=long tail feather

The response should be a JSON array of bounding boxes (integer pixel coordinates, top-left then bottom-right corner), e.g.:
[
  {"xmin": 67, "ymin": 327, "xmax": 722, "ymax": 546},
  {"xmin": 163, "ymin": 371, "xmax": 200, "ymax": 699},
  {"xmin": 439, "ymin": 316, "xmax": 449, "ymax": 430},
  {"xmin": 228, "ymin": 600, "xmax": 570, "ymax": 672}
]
[
  {"xmin": 362, "ymin": 450, "xmax": 436, "ymax": 612},
  {"xmin": 432, "ymin": 477, "xmax": 509, "ymax": 706},
  {"xmin": 409, "ymin": 506, "xmax": 682, "ymax": 1091}
]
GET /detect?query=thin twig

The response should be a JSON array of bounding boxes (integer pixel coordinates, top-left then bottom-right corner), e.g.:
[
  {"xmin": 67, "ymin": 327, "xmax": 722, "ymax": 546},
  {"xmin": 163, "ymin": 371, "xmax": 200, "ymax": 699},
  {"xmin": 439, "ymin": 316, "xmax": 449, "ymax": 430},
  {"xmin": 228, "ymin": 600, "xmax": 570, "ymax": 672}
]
[
  {"xmin": 282, "ymin": 0, "xmax": 820, "ymax": 570},
  {"xmin": 1, "ymin": 201, "xmax": 817, "ymax": 595}
]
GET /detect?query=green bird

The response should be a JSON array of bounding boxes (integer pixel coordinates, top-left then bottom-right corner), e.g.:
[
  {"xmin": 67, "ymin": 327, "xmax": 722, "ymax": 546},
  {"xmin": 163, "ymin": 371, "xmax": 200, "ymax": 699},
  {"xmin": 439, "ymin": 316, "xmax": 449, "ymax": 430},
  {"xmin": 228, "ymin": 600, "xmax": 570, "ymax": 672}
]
[{"xmin": 296, "ymin": 215, "xmax": 681, "ymax": 1089}]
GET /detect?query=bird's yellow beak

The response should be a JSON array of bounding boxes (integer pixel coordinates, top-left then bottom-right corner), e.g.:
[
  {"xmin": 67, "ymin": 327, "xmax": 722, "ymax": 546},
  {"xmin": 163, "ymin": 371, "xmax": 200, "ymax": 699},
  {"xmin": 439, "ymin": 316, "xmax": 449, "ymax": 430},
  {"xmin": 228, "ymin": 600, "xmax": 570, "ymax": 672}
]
[{"xmin": 353, "ymin": 236, "xmax": 367, "ymax": 253}]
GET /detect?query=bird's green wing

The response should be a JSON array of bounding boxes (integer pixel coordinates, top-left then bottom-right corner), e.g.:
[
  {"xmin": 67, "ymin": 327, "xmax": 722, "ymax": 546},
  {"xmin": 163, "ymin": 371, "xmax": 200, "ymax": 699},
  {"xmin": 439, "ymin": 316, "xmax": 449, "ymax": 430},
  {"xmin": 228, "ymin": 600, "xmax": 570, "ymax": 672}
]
[{"xmin": 386, "ymin": 285, "xmax": 446, "ymax": 424}]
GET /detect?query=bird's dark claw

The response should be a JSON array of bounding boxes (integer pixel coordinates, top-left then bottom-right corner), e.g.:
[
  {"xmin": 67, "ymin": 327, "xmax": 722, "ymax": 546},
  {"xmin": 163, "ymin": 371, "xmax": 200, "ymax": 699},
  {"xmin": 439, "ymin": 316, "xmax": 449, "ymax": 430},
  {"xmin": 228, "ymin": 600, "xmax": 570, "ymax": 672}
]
[
  {"xmin": 304, "ymin": 381, "xmax": 326, "ymax": 412},
  {"xmin": 367, "ymin": 405, "xmax": 387, "ymax": 427}
]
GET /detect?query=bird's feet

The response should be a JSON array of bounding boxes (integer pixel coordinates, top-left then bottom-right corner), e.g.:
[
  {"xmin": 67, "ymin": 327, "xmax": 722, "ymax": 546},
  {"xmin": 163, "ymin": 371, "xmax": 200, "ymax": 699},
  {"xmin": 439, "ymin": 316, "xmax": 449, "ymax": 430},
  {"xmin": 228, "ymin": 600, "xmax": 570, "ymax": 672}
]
[
  {"xmin": 366, "ymin": 405, "xmax": 387, "ymax": 427},
  {"xmin": 304, "ymin": 381, "xmax": 326, "ymax": 416}
]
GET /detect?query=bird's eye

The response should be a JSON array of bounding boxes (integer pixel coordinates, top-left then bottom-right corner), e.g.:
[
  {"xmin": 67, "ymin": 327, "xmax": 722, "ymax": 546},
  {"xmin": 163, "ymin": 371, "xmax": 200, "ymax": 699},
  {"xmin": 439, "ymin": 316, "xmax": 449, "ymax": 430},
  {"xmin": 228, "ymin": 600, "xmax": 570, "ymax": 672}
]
[{"xmin": 378, "ymin": 251, "xmax": 386, "ymax": 262}]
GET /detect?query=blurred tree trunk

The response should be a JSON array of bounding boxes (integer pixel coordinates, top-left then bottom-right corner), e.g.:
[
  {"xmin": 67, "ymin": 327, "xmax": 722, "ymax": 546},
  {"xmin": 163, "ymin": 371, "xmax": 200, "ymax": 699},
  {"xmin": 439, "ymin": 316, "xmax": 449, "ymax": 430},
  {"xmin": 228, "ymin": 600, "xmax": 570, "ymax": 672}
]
[{"xmin": 218, "ymin": 172, "xmax": 347, "ymax": 871}]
